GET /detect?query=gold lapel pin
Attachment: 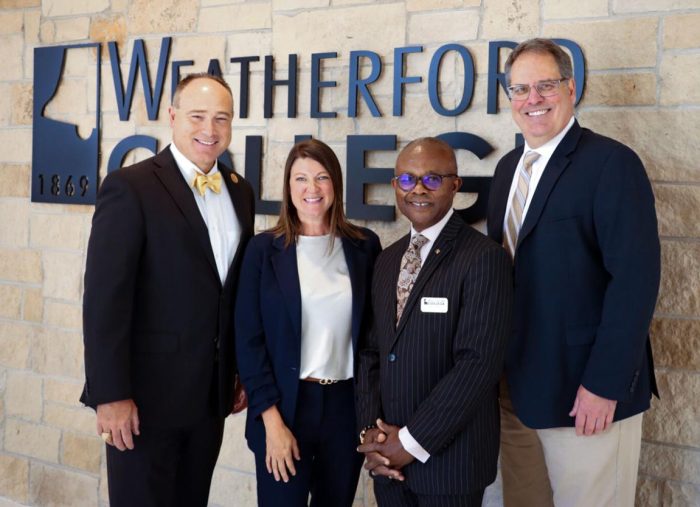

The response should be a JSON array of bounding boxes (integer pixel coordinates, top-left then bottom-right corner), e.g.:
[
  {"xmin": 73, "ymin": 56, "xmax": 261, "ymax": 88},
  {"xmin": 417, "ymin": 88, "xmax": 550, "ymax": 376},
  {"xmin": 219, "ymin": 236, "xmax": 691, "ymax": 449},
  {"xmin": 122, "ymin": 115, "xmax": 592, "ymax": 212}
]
[
  {"xmin": 435, "ymin": 248, "xmax": 441, "ymax": 255},
  {"xmin": 230, "ymin": 173, "xmax": 238, "ymax": 184}
]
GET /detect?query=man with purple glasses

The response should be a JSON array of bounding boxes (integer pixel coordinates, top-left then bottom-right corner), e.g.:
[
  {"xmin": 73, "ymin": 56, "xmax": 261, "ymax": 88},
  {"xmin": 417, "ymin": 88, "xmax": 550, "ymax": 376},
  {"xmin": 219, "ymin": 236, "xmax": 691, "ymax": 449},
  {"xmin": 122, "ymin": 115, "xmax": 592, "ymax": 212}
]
[{"xmin": 357, "ymin": 137, "xmax": 513, "ymax": 506}]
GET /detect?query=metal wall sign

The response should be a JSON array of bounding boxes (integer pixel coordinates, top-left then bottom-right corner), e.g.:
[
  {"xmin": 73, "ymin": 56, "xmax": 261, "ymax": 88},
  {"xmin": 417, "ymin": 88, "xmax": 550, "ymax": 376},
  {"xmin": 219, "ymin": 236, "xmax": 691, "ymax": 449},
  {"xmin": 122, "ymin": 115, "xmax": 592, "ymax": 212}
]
[
  {"xmin": 32, "ymin": 43, "xmax": 101, "ymax": 205},
  {"xmin": 30, "ymin": 37, "xmax": 585, "ymax": 222}
]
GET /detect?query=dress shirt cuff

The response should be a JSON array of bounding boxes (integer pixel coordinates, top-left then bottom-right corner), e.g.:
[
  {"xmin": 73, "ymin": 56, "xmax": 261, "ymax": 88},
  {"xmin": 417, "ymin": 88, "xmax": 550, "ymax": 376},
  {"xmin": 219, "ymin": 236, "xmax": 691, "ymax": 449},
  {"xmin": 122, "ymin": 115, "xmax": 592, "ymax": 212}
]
[{"xmin": 398, "ymin": 426, "xmax": 430, "ymax": 463}]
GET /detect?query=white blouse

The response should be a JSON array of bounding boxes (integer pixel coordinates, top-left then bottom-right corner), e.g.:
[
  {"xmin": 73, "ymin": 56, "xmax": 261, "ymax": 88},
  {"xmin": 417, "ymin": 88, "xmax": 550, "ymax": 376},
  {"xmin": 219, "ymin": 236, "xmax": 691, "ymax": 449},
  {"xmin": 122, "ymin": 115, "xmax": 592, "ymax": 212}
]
[{"xmin": 296, "ymin": 235, "xmax": 353, "ymax": 380}]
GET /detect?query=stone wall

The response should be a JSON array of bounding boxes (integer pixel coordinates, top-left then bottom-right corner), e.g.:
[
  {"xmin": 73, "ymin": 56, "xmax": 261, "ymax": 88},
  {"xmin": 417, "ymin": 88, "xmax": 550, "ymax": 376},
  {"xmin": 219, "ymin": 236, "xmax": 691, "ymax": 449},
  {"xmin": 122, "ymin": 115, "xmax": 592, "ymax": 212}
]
[{"xmin": 0, "ymin": 1, "xmax": 698, "ymax": 506}]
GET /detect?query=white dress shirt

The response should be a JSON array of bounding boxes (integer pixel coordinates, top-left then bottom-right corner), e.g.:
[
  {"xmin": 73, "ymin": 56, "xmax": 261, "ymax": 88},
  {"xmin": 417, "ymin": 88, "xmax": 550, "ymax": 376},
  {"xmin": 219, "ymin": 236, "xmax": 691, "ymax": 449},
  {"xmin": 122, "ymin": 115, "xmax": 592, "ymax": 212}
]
[
  {"xmin": 502, "ymin": 116, "xmax": 575, "ymax": 233},
  {"xmin": 170, "ymin": 143, "xmax": 241, "ymax": 284},
  {"xmin": 398, "ymin": 207, "xmax": 454, "ymax": 464},
  {"xmin": 296, "ymin": 235, "xmax": 353, "ymax": 380}
]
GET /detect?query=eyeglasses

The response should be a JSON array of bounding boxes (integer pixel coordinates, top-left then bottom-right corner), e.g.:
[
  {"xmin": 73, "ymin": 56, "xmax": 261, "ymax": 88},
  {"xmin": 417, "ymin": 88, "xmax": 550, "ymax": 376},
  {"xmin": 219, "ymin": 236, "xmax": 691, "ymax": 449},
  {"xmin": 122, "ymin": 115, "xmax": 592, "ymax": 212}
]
[
  {"xmin": 392, "ymin": 173, "xmax": 458, "ymax": 192},
  {"xmin": 506, "ymin": 78, "xmax": 569, "ymax": 101}
]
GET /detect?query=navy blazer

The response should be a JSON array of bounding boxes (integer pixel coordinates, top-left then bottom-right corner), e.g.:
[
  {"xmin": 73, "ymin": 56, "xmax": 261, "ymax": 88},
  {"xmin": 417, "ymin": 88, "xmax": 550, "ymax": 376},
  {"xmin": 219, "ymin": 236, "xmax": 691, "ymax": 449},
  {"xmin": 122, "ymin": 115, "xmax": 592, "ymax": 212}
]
[
  {"xmin": 235, "ymin": 229, "xmax": 381, "ymax": 454},
  {"xmin": 487, "ymin": 120, "xmax": 660, "ymax": 429}
]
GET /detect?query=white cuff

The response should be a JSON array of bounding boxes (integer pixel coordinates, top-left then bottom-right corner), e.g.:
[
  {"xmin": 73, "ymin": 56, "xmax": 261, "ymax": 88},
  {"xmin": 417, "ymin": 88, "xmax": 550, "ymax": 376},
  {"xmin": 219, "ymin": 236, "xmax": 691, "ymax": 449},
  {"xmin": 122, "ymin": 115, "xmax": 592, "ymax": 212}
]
[{"xmin": 398, "ymin": 426, "xmax": 430, "ymax": 463}]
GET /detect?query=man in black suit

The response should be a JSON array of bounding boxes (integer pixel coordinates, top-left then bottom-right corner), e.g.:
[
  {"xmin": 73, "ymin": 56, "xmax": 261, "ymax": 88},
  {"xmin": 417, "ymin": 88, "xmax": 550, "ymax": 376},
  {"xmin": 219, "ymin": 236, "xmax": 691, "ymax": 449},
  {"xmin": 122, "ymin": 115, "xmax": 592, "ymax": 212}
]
[
  {"xmin": 487, "ymin": 39, "xmax": 660, "ymax": 507},
  {"xmin": 357, "ymin": 138, "xmax": 513, "ymax": 506},
  {"xmin": 81, "ymin": 74, "xmax": 255, "ymax": 507}
]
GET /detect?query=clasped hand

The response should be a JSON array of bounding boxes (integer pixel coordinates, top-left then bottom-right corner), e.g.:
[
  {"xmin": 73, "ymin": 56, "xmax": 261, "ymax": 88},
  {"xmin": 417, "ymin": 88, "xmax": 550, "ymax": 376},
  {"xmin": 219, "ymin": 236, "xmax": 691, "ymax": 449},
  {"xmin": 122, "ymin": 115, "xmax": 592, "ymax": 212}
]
[{"xmin": 356, "ymin": 419, "xmax": 414, "ymax": 481}]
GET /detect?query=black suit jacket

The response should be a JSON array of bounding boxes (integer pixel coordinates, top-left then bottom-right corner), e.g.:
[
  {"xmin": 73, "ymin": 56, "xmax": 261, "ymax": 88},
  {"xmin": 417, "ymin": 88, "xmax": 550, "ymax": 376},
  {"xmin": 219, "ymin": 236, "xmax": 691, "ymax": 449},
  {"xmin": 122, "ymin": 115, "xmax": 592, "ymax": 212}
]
[
  {"xmin": 357, "ymin": 213, "xmax": 513, "ymax": 496},
  {"xmin": 235, "ymin": 230, "xmax": 381, "ymax": 455},
  {"xmin": 487, "ymin": 120, "xmax": 660, "ymax": 429},
  {"xmin": 81, "ymin": 147, "xmax": 255, "ymax": 428}
]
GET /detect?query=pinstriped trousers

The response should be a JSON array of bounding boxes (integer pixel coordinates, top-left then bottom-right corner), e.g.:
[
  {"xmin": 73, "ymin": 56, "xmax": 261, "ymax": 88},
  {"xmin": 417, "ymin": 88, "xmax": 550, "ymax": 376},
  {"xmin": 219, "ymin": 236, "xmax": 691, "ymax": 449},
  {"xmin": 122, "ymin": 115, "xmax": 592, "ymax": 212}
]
[{"xmin": 374, "ymin": 479, "xmax": 484, "ymax": 507}]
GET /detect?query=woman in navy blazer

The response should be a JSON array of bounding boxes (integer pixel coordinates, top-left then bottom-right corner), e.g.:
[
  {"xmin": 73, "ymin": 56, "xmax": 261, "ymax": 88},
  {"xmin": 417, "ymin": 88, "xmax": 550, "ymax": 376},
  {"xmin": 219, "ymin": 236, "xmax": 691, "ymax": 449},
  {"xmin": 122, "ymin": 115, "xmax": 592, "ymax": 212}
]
[{"xmin": 235, "ymin": 139, "xmax": 381, "ymax": 506}]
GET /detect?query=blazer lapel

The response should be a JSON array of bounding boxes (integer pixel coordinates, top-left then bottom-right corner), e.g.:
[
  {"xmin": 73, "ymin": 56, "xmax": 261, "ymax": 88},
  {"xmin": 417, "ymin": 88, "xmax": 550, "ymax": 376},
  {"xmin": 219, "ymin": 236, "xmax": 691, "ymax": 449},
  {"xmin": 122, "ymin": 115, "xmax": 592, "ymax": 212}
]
[
  {"xmin": 220, "ymin": 163, "xmax": 253, "ymax": 237},
  {"xmin": 152, "ymin": 147, "xmax": 219, "ymax": 282},
  {"xmin": 342, "ymin": 237, "xmax": 369, "ymax": 353},
  {"xmin": 220, "ymin": 162, "xmax": 253, "ymax": 289},
  {"xmin": 490, "ymin": 150, "xmax": 522, "ymax": 245},
  {"xmin": 517, "ymin": 121, "xmax": 582, "ymax": 250},
  {"xmin": 392, "ymin": 214, "xmax": 461, "ymax": 345},
  {"xmin": 270, "ymin": 236, "xmax": 302, "ymax": 343}
]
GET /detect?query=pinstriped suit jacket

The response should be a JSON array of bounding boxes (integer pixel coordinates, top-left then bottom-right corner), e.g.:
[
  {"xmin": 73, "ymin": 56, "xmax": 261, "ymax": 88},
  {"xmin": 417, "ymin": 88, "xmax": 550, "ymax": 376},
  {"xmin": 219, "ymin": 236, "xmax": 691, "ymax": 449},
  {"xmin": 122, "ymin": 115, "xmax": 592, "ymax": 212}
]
[{"xmin": 357, "ymin": 213, "xmax": 513, "ymax": 496}]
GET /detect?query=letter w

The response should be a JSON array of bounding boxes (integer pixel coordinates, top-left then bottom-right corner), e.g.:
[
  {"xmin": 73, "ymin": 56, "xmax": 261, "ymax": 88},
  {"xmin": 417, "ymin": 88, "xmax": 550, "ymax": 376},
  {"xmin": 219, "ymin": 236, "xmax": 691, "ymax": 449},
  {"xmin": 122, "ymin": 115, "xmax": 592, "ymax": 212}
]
[{"xmin": 109, "ymin": 37, "xmax": 171, "ymax": 121}]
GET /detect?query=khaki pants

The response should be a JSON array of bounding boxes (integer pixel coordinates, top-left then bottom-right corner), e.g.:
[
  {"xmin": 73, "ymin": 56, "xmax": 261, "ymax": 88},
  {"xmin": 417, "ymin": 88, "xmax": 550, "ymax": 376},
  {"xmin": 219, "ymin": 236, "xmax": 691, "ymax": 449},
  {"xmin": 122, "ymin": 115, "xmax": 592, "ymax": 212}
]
[{"xmin": 500, "ymin": 380, "xmax": 642, "ymax": 507}]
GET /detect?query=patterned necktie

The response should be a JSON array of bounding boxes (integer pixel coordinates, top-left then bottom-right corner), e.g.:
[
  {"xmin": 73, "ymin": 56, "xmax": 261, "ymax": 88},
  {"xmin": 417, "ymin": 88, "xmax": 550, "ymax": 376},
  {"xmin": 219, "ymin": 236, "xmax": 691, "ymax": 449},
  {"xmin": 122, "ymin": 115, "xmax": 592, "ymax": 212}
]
[
  {"xmin": 504, "ymin": 151, "xmax": 540, "ymax": 257},
  {"xmin": 396, "ymin": 233, "xmax": 429, "ymax": 322},
  {"xmin": 192, "ymin": 171, "xmax": 222, "ymax": 196}
]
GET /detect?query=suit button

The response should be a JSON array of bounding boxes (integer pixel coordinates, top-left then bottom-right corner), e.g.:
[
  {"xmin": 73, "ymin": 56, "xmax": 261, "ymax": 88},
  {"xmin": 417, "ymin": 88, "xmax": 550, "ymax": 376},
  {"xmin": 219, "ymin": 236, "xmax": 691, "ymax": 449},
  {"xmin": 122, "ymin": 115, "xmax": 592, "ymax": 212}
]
[{"xmin": 388, "ymin": 353, "xmax": 396, "ymax": 362}]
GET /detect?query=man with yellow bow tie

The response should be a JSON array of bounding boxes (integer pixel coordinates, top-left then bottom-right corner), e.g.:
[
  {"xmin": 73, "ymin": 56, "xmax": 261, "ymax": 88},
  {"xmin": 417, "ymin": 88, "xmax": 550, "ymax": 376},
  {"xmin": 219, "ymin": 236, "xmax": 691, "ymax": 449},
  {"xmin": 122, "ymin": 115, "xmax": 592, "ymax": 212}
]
[{"xmin": 81, "ymin": 73, "xmax": 255, "ymax": 507}]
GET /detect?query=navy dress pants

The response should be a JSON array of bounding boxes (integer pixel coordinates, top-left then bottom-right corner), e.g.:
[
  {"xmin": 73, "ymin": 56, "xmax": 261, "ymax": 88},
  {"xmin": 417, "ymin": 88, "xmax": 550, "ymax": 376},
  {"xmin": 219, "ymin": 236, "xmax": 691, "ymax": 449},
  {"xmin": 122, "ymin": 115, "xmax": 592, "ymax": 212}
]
[{"xmin": 254, "ymin": 379, "xmax": 363, "ymax": 507}]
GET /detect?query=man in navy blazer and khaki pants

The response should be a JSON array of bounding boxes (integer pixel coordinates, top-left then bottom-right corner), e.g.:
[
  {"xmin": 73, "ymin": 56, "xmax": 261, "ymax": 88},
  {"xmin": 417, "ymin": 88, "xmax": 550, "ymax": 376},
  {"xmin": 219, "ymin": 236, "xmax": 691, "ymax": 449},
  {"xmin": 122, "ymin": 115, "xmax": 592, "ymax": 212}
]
[
  {"xmin": 487, "ymin": 39, "xmax": 660, "ymax": 507},
  {"xmin": 81, "ymin": 74, "xmax": 254, "ymax": 506},
  {"xmin": 357, "ymin": 138, "xmax": 513, "ymax": 506}
]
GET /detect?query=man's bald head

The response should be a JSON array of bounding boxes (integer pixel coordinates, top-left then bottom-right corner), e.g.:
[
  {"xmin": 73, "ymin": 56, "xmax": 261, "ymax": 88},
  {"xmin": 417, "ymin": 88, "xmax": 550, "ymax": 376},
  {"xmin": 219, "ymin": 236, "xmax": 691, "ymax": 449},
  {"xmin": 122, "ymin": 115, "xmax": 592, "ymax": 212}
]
[{"xmin": 397, "ymin": 137, "xmax": 457, "ymax": 174}]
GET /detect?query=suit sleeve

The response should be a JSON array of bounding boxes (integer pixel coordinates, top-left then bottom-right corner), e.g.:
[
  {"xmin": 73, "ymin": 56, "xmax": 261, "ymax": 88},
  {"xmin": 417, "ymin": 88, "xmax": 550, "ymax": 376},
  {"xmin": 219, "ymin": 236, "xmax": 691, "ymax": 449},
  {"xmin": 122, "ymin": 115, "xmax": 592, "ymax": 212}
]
[
  {"xmin": 234, "ymin": 238, "xmax": 282, "ymax": 419},
  {"xmin": 82, "ymin": 172, "xmax": 144, "ymax": 408},
  {"xmin": 243, "ymin": 178, "xmax": 256, "ymax": 224},
  {"xmin": 582, "ymin": 145, "xmax": 660, "ymax": 402},
  {"xmin": 360, "ymin": 228, "xmax": 383, "ymax": 326},
  {"xmin": 406, "ymin": 245, "xmax": 513, "ymax": 454},
  {"xmin": 355, "ymin": 253, "xmax": 386, "ymax": 432}
]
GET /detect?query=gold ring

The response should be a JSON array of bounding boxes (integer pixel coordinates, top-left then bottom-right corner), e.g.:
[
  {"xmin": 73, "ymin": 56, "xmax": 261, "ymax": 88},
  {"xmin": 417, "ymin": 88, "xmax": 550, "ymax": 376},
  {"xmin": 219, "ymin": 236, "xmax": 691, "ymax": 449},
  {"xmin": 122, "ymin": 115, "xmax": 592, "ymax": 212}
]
[{"xmin": 101, "ymin": 432, "xmax": 113, "ymax": 444}]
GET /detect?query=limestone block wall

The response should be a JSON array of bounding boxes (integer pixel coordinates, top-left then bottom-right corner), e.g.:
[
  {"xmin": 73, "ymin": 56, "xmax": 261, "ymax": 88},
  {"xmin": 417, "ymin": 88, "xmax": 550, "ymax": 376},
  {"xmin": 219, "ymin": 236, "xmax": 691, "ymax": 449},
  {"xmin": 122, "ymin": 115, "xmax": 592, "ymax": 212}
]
[{"xmin": 0, "ymin": 1, "xmax": 698, "ymax": 506}]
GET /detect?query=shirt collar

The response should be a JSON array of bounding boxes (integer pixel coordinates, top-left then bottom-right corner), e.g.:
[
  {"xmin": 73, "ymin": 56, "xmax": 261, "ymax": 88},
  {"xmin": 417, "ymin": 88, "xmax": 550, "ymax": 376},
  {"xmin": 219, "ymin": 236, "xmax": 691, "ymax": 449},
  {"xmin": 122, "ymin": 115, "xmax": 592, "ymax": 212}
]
[
  {"xmin": 523, "ymin": 115, "xmax": 575, "ymax": 159},
  {"xmin": 410, "ymin": 208, "xmax": 454, "ymax": 243},
  {"xmin": 169, "ymin": 142, "xmax": 220, "ymax": 188}
]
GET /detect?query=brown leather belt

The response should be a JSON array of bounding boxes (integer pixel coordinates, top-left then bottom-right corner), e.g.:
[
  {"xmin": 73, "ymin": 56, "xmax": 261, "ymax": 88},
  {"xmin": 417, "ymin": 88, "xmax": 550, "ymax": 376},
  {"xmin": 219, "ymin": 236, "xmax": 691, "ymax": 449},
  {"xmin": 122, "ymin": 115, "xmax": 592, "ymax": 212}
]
[{"xmin": 302, "ymin": 377, "xmax": 340, "ymax": 385}]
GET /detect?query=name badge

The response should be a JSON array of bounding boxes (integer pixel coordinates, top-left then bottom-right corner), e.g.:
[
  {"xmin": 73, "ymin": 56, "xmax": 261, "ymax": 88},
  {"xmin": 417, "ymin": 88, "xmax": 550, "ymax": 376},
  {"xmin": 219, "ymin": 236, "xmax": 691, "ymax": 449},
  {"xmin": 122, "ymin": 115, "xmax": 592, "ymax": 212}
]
[{"xmin": 421, "ymin": 297, "xmax": 448, "ymax": 313}]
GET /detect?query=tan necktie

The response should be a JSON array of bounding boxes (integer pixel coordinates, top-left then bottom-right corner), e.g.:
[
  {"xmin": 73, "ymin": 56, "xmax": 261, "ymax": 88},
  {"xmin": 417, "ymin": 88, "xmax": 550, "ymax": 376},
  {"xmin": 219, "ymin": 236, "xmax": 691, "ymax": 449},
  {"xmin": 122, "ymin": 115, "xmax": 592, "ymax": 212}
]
[
  {"xmin": 504, "ymin": 151, "xmax": 540, "ymax": 257},
  {"xmin": 192, "ymin": 171, "xmax": 222, "ymax": 196},
  {"xmin": 396, "ymin": 233, "xmax": 429, "ymax": 323}
]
